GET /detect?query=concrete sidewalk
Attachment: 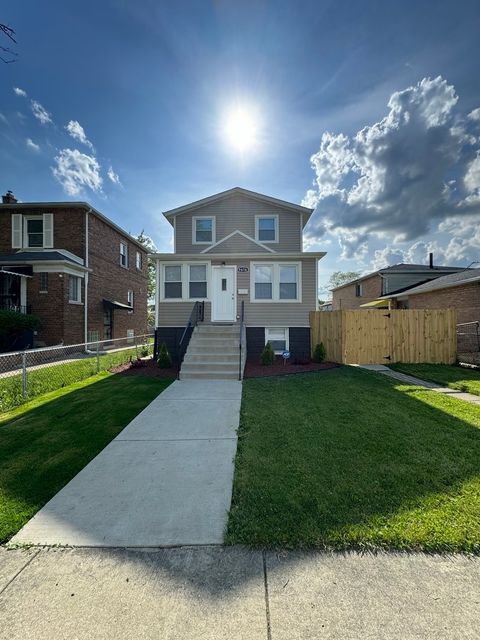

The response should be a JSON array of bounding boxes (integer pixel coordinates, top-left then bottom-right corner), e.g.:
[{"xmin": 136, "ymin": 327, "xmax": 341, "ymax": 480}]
[
  {"xmin": 1, "ymin": 546, "xmax": 479, "ymax": 639},
  {"xmin": 12, "ymin": 380, "xmax": 242, "ymax": 547}
]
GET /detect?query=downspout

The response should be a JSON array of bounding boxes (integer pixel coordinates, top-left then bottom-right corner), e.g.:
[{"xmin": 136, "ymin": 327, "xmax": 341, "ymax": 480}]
[{"xmin": 84, "ymin": 209, "xmax": 92, "ymax": 347}]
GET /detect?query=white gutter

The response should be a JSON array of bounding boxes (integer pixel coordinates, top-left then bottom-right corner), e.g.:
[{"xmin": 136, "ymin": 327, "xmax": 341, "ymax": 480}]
[{"xmin": 84, "ymin": 209, "xmax": 91, "ymax": 345}]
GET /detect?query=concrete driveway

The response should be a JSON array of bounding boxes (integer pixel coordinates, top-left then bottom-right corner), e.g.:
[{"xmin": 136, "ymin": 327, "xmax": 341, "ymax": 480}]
[{"xmin": 12, "ymin": 380, "xmax": 242, "ymax": 547}]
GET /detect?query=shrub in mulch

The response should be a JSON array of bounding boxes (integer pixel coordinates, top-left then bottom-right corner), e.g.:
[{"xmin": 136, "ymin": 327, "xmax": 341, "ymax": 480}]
[
  {"xmin": 109, "ymin": 358, "xmax": 178, "ymax": 378},
  {"xmin": 244, "ymin": 357, "xmax": 339, "ymax": 379}
]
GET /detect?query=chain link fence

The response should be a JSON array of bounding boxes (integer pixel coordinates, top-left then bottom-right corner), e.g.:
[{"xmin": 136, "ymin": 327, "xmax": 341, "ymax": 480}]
[
  {"xmin": 0, "ymin": 334, "xmax": 154, "ymax": 413},
  {"xmin": 457, "ymin": 321, "xmax": 480, "ymax": 366}
]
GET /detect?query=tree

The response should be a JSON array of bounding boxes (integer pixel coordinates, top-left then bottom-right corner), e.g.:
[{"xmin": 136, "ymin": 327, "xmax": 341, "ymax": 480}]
[
  {"xmin": 135, "ymin": 230, "xmax": 156, "ymax": 299},
  {"xmin": 0, "ymin": 23, "xmax": 17, "ymax": 64},
  {"xmin": 324, "ymin": 271, "xmax": 361, "ymax": 292}
]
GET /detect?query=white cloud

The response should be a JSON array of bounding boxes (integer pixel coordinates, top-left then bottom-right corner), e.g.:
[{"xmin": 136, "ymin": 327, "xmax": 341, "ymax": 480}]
[
  {"xmin": 65, "ymin": 120, "xmax": 94, "ymax": 150},
  {"xmin": 26, "ymin": 138, "xmax": 40, "ymax": 152},
  {"xmin": 31, "ymin": 100, "xmax": 52, "ymax": 125},
  {"xmin": 52, "ymin": 148, "xmax": 103, "ymax": 196},
  {"xmin": 306, "ymin": 76, "xmax": 480, "ymax": 256},
  {"xmin": 13, "ymin": 87, "xmax": 27, "ymax": 97},
  {"xmin": 107, "ymin": 165, "xmax": 121, "ymax": 185},
  {"xmin": 468, "ymin": 108, "xmax": 480, "ymax": 122},
  {"xmin": 0, "ymin": 112, "xmax": 8, "ymax": 125}
]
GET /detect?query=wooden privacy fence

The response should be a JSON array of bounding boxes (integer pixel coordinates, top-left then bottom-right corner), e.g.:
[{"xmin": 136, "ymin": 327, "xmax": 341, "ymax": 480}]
[{"xmin": 310, "ymin": 309, "xmax": 457, "ymax": 365}]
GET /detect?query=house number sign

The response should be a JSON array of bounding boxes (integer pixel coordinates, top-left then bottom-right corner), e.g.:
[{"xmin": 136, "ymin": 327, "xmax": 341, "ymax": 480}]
[{"xmin": 237, "ymin": 266, "xmax": 249, "ymax": 273}]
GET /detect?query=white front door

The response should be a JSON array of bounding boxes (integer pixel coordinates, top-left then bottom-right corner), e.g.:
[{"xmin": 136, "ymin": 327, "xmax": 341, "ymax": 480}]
[{"xmin": 212, "ymin": 266, "xmax": 236, "ymax": 322}]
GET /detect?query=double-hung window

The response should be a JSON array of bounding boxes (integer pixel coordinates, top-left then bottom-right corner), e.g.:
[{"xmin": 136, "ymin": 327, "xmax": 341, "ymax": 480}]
[
  {"xmin": 69, "ymin": 275, "xmax": 81, "ymax": 303},
  {"xmin": 252, "ymin": 263, "xmax": 300, "ymax": 301},
  {"xmin": 255, "ymin": 215, "xmax": 278, "ymax": 243},
  {"xmin": 189, "ymin": 264, "xmax": 207, "ymax": 299},
  {"xmin": 193, "ymin": 217, "xmax": 214, "ymax": 244},
  {"xmin": 120, "ymin": 242, "xmax": 128, "ymax": 268},
  {"xmin": 164, "ymin": 265, "xmax": 183, "ymax": 299},
  {"xmin": 254, "ymin": 265, "xmax": 273, "ymax": 299},
  {"xmin": 26, "ymin": 217, "xmax": 44, "ymax": 247}
]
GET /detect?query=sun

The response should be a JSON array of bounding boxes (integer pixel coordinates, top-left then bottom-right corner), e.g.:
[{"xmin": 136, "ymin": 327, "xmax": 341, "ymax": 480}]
[{"xmin": 222, "ymin": 106, "xmax": 259, "ymax": 153}]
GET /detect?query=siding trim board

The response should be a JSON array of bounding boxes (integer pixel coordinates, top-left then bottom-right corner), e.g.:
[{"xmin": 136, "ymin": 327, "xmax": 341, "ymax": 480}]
[{"xmin": 201, "ymin": 229, "xmax": 275, "ymax": 254}]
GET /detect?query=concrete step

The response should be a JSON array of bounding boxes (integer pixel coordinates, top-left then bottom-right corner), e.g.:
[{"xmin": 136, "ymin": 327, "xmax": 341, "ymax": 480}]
[
  {"xmin": 195, "ymin": 325, "xmax": 238, "ymax": 334},
  {"xmin": 184, "ymin": 353, "xmax": 239, "ymax": 364},
  {"xmin": 180, "ymin": 370, "xmax": 239, "ymax": 380},
  {"xmin": 187, "ymin": 346, "xmax": 239, "ymax": 356},
  {"xmin": 191, "ymin": 338, "xmax": 239, "ymax": 349},
  {"xmin": 181, "ymin": 362, "xmax": 238, "ymax": 373}
]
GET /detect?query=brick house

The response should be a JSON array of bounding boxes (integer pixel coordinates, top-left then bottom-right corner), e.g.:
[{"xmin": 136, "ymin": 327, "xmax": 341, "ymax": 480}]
[
  {"xmin": 331, "ymin": 261, "xmax": 464, "ymax": 310},
  {"xmin": 382, "ymin": 269, "xmax": 480, "ymax": 324},
  {"xmin": 0, "ymin": 191, "xmax": 148, "ymax": 347}
]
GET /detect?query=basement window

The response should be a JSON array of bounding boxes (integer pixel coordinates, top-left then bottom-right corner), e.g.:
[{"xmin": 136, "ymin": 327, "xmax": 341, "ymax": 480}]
[{"xmin": 265, "ymin": 327, "xmax": 289, "ymax": 354}]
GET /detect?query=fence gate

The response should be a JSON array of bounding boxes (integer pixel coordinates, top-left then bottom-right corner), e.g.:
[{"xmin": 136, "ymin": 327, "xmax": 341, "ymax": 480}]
[{"xmin": 310, "ymin": 309, "xmax": 457, "ymax": 365}]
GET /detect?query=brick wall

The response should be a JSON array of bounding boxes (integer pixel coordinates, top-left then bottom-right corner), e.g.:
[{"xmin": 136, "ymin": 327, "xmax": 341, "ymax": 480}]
[
  {"xmin": 332, "ymin": 275, "xmax": 381, "ymax": 310},
  {"xmin": 87, "ymin": 213, "xmax": 148, "ymax": 341},
  {"xmin": 406, "ymin": 282, "xmax": 480, "ymax": 324}
]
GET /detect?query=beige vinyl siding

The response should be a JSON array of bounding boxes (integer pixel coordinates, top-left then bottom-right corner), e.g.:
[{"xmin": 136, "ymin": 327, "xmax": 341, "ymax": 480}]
[
  {"xmin": 174, "ymin": 193, "xmax": 302, "ymax": 254},
  {"xmin": 156, "ymin": 256, "xmax": 316, "ymax": 327},
  {"xmin": 206, "ymin": 233, "xmax": 272, "ymax": 254}
]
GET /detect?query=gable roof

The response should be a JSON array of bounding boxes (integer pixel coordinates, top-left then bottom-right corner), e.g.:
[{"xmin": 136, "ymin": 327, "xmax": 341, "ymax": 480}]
[
  {"xmin": 384, "ymin": 268, "xmax": 480, "ymax": 298},
  {"xmin": 331, "ymin": 263, "xmax": 465, "ymax": 292},
  {"xmin": 163, "ymin": 187, "xmax": 314, "ymax": 226}
]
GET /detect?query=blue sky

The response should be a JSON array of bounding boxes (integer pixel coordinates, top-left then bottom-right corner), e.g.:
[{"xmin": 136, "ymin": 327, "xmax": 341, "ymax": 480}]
[{"xmin": 1, "ymin": 0, "xmax": 480, "ymax": 293}]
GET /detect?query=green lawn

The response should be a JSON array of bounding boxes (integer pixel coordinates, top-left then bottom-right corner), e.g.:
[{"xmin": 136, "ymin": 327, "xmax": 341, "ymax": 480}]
[
  {"xmin": 226, "ymin": 367, "xmax": 480, "ymax": 552},
  {"xmin": 390, "ymin": 363, "xmax": 480, "ymax": 397},
  {"xmin": 0, "ymin": 342, "xmax": 153, "ymax": 414},
  {"xmin": 0, "ymin": 372, "xmax": 172, "ymax": 543}
]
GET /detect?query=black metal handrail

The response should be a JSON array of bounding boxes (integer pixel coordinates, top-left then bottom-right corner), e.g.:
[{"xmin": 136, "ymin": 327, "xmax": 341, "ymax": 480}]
[
  {"xmin": 238, "ymin": 300, "xmax": 245, "ymax": 380},
  {"xmin": 177, "ymin": 300, "xmax": 204, "ymax": 378}
]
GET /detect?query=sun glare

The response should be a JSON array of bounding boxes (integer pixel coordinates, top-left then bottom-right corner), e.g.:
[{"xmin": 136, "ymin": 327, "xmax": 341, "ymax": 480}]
[{"xmin": 222, "ymin": 106, "xmax": 259, "ymax": 153}]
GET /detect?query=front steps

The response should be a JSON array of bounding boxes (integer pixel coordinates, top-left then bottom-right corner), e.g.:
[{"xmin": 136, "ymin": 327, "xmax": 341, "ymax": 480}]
[{"xmin": 180, "ymin": 325, "xmax": 241, "ymax": 380}]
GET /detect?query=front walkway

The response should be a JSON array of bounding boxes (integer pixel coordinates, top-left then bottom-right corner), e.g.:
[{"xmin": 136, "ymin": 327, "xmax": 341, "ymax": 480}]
[
  {"xmin": 12, "ymin": 380, "xmax": 242, "ymax": 547},
  {"xmin": 1, "ymin": 546, "xmax": 479, "ymax": 639},
  {"xmin": 359, "ymin": 364, "xmax": 480, "ymax": 406}
]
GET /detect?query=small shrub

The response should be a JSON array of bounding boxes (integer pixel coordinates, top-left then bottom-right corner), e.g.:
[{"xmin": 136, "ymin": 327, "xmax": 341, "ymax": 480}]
[
  {"xmin": 261, "ymin": 341, "xmax": 275, "ymax": 366},
  {"xmin": 140, "ymin": 345, "xmax": 150, "ymax": 357},
  {"xmin": 312, "ymin": 342, "xmax": 326, "ymax": 363},
  {"xmin": 157, "ymin": 342, "xmax": 172, "ymax": 369}
]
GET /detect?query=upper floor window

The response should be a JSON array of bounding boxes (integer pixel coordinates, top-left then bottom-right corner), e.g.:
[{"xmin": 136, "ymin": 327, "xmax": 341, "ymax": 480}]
[
  {"xmin": 120, "ymin": 242, "xmax": 128, "ymax": 268},
  {"xmin": 255, "ymin": 215, "xmax": 278, "ymax": 243},
  {"xmin": 355, "ymin": 283, "xmax": 363, "ymax": 297},
  {"xmin": 69, "ymin": 275, "xmax": 81, "ymax": 303},
  {"xmin": 136, "ymin": 251, "xmax": 142, "ymax": 270},
  {"xmin": 12, "ymin": 213, "xmax": 54, "ymax": 249},
  {"xmin": 193, "ymin": 217, "xmax": 215, "ymax": 244}
]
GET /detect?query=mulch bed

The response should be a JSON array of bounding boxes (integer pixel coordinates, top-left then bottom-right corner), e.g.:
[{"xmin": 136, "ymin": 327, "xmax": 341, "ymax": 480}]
[
  {"xmin": 109, "ymin": 358, "xmax": 178, "ymax": 378},
  {"xmin": 244, "ymin": 358, "xmax": 339, "ymax": 378}
]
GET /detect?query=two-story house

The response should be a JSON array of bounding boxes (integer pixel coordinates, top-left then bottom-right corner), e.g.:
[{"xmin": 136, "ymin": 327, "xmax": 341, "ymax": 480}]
[
  {"xmin": 331, "ymin": 258, "xmax": 465, "ymax": 310},
  {"xmin": 153, "ymin": 187, "xmax": 325, "ymax": 379},
  {"xmin": 0, "ymin": 191, "xmax": 149, "ymax": 348}
]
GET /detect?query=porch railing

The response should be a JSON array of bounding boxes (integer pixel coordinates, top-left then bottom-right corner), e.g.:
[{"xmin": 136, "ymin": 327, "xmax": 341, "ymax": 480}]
[
  {"xmin": 177, "ymin": 301, "xmax": 205, "ymax": 378},
  {"xmin": 238, "ymin": 300, "xmax": 246, "ymax": 380}
]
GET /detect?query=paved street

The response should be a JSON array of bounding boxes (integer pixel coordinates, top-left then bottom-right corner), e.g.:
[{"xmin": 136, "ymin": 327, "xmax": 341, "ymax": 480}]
[{"xmin": 1, "ymin": 546, "xmax": 479, "ymax": 639}]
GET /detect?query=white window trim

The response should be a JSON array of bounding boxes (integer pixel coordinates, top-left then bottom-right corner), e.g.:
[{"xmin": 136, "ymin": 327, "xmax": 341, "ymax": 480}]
[
  {"xmin": 120, "ymin": 242, "xmax": 128, "ymax": 268},
  {"xmin": 265, "ymin": 327, "xmax": 289, "ymax": 354},
  {"xmin": 68, "ymin": 275, "xmax": 82, "ymax": 304},
  {"xmin": 255, "ymin": 214, "xmax": 279, "ymax": 244},
  {"xmin": 250, "ymin": 261, "xmax": 302, "ymax": 303},
  {"xmin": 127, "ymin": 289, "xmax": 134, "ymax": 314},
  {"xmin": 192, "ymin": 216, "xmax": 216, "ymax": 245},
  {"xmin": 159, "ymin": 261, "xmax": 212, "ymax": 302},
  {"xmin": 136, "ymin": 251, "xmax": 142, "ymax": 270}
]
